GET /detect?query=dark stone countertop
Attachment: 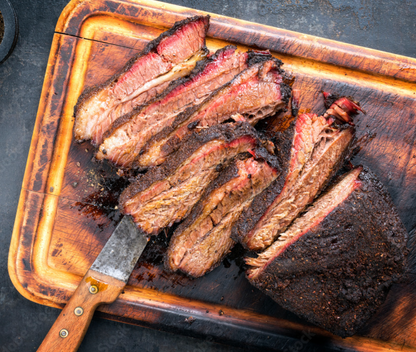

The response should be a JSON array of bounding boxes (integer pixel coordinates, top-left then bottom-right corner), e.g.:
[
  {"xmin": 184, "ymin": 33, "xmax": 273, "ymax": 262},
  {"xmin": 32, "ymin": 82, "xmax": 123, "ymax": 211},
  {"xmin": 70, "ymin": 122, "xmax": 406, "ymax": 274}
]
[{"xmin": 0, "ymin": 0, "xmax": 415, "ymax": 351}]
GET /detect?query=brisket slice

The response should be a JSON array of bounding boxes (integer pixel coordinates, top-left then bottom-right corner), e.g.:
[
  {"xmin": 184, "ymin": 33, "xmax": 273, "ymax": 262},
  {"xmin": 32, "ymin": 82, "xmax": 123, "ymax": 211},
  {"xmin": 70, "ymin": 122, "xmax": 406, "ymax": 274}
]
[
  {"xmin": 74, "ymin": 16, "xmax": 210, "ymax": 145},
  {"xmin": 96, "ymin": 46, "xmax": 250, "ymax": 168},
  {"xmin": 233, "ymin": 96, "xmax": 362, "ymax": 251},
  {"xmin": 322, "ymin": 92, "xmax": 365, "ymax": 125},
  {"xmin": 119, "ymin": 122, "xmax": 269, "ymax": 235},
  {"xmin": 135, "ymin": 57, "xmax": 292, "ymax": 168},
  {"xmin": 166, "ymin": 156, "xmax": 279, "ymax": 278},
  {"xmin": 246, "ymin": 166, "xmax": 408, "ymax": 337}
]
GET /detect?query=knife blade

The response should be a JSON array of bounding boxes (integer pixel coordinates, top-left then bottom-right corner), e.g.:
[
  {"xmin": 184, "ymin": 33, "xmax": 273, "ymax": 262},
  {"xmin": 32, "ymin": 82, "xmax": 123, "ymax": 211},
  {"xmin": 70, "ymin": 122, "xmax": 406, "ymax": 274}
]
[{"xmin": 37, "ymin": 216, "xmax": 148, "ymax": 352}]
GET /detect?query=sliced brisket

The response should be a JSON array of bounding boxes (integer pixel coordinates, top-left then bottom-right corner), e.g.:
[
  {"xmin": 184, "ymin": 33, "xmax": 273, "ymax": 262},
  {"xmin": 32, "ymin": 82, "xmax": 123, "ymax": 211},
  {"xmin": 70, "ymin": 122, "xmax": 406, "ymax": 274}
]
[
  {"xmin": 96, "ymin": 46, "xmax": 250, "ymax": 168},
  {"xmin": 119, "ymin": 122, "xmax": 267, "ymax": 234},
  {"xmin": 246, "ymin": 166, "xmax": 408, "ymax": 337},
  {"xmin": 135, "ymin": 56, "xmax": 291, "ymax": 168},
  {"xmin": 166, "ymin": 156, "xmax": 279, "ymax": 278},
  {"xmin": 234, "ymin": 96, "xmax": 362, "ymax": 251},
  {"xmin": 74, "ymin": 16, "xmax": 210, "ymax": 145}
]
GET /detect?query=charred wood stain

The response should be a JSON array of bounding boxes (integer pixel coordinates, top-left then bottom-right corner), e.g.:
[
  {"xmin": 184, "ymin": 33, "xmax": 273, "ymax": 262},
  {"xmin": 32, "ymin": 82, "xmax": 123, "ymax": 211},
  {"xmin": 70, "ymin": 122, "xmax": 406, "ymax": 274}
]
[
  {"xmin": 22, "ymin": 258, "xmax": 31, "ymax": 272},
  {"xmin": 51, "ymin": 242, "xmax": 63, "ymax": 258},
  {"xmin": 32, "ymin": 139, "xmax": 49, "ymax": 192}
]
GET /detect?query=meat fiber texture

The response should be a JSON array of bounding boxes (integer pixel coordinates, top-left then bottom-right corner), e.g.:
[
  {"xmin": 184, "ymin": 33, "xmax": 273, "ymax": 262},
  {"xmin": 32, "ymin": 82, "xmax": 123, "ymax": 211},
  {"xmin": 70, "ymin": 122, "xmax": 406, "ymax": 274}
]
[
  {"xmin": 119, "ymin": 122, "xmax": 271, "ymax": 235},
  {"xmin": 233, "ymin": 96, "xmax": 363, "ymax": 251},
  {"xmin": 74, "ymin": 15, "xmax": 210, "ymax": 145},
  {"xmin": 96, "ymin": 45, "xmax": 251, "ymax": 168},
  {"xmin": 247, "ymin": 166, "xmax": 408, "ymax": 337},
  {"xmin": 135, "ymin": 55, "xmax": 292, "ymax": 169},
  {"xmin": 166, "ymin": 154, "xmax": 279, "ymax": 278}
]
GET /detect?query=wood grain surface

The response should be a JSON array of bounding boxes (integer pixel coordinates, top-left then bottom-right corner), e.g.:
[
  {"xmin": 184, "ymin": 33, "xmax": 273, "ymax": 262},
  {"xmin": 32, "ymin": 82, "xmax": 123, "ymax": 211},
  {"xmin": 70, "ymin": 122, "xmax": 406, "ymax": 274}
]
[{"xmin": 8, "ymin": 0, "xmax": 416, "ymax": 350}]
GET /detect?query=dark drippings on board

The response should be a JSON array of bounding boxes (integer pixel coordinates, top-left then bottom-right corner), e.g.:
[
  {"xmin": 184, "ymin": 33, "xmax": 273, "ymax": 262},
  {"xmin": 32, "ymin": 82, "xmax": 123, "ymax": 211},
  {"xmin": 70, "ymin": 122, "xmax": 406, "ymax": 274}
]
[
  {"xmin": 74, "ymin": 173, "xmax": 129, "ymax": 222},
  {"xmin": 222, "ymin": 243, "xmax": 248, "ymax": 277}
]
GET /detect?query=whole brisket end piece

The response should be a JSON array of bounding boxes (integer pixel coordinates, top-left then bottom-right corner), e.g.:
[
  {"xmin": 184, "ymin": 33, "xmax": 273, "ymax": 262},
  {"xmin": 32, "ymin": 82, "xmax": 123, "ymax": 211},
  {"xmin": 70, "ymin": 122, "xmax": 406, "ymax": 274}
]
[
  {"xmin": 246, "ymin": 166, "xmax": 408, "ymax": 337},
  {"xmin": 136, "ymin": 57, "xmax": 291, "ymax": 168},
  {"xmin": 96, "ymin": 46, "xmax": 251, "ymax": 168},
  {"xmin": 234, "ymin": 96, "xmax": 362, "ymax": 251},
  {"xmin": 74, "ymin": 16, "xmax": 210, "ymax": 145},
  {"xmin": 119, "ymin": 122, "xmax": 267, "ymax": 235},
  {"xmin": 166, "ymin": 156, "xmax": 279, "ymax": 278}
]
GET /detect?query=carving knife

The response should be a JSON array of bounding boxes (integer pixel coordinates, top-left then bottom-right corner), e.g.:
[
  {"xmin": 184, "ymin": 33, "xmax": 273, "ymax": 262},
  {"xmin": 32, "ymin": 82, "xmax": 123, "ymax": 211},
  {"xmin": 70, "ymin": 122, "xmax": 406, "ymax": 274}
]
[{"xmin": 37, "ymin": 216, "xmax": 148, "ymax": 352}]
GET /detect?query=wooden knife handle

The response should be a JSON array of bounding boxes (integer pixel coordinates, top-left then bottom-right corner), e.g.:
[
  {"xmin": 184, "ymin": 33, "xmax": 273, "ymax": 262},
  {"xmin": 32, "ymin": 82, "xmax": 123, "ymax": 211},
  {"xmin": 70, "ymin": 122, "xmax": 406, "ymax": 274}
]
[{"xmin": 37, "ymin": 269, "xmax": 125, "ymax": 352}]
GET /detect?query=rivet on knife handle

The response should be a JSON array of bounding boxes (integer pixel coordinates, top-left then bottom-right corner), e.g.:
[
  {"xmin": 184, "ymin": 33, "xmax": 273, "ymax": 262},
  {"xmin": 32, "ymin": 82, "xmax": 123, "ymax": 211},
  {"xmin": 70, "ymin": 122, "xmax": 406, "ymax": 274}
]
[{"xmin": 36, "ymin": 269, "xmax": 124, "ymax": 352}]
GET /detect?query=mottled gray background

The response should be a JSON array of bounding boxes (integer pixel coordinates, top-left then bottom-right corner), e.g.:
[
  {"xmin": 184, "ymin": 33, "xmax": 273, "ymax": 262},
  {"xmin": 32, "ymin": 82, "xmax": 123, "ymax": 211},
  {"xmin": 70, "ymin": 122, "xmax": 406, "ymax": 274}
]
[{"xmin": 0, "ymin": 0, "xmax": 415, "ymax": 351}]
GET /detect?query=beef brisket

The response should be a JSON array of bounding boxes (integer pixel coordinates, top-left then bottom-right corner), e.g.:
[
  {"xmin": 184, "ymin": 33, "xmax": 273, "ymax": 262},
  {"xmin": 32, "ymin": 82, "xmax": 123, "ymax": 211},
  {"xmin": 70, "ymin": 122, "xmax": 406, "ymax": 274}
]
[
  {"xmin": 119, "ymin": 122, "xmax": 267, "ymax": 234},
  {"xmin": 246, "ymin": 166, "xmax": 408, "ymax": 337},
  {"xmin": 166, "ymin": 156, "xmax": 279, "ymax": 278},
  {"xmin": 135, "ymin": 57, "xmax": 291, "ymax": 168},
  {"xmin": 96, "ymin": 46, "xmax": 250, "ymax": 168},
  {"xmin": 233, "ymin": 96, "xmax": 362, "ymax": 251},
  {"xmin": 74, "ymin": 16, "xmax": 210, "ymax": 145}
]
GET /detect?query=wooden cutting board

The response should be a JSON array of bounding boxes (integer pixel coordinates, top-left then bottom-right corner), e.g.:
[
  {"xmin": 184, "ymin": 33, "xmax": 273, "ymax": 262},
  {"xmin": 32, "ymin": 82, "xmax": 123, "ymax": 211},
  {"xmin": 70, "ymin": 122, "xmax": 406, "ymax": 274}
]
[{"xmin": 8, "ymin": 0, "xmax": 416, "ymax": 350}]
